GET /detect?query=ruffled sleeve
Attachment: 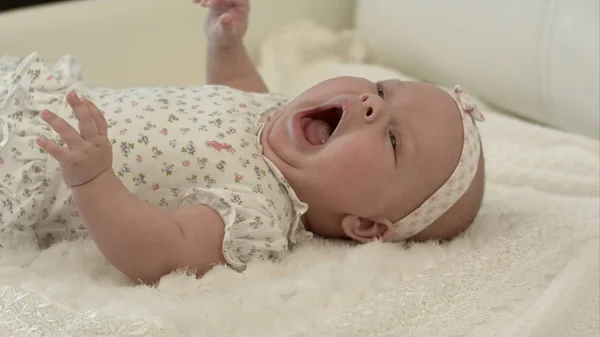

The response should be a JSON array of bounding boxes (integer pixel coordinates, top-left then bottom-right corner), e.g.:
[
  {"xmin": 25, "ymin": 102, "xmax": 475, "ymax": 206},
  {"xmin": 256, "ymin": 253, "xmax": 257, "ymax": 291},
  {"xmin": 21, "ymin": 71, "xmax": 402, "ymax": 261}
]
[{"xmin": 180, "ymin": 186, "xmax": 290, "ymax": 272}]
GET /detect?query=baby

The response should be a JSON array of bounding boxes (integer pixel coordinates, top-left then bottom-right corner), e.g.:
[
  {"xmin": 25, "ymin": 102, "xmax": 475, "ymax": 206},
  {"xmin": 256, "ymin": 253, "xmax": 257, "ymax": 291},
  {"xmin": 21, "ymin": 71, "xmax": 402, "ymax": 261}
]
[{"xmin": 0, "ymin": 0, "xmax": 485, "ymax": 283}]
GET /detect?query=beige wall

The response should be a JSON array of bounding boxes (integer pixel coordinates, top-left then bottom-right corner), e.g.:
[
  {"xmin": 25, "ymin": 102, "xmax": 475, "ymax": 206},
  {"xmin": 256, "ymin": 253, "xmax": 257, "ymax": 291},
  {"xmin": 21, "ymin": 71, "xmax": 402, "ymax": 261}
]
[{"xmin": 0, "ymin": 0, "xmax": 355, "ymax": 87}]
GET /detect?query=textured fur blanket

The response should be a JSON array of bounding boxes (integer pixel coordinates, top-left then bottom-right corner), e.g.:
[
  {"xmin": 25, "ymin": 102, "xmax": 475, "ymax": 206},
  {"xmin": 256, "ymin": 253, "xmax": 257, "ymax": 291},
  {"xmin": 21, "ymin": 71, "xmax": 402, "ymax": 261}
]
[{"xmin": 1, "ymin": 23, "xmax": 598, "ymax": 337}]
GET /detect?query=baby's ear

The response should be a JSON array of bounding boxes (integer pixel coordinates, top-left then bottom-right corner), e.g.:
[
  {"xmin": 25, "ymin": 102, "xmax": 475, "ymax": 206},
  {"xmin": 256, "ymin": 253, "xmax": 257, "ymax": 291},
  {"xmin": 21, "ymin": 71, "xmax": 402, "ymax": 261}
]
[{"xmin": 341, "ymin": 216, "xmax": 394, "ymax": 243}]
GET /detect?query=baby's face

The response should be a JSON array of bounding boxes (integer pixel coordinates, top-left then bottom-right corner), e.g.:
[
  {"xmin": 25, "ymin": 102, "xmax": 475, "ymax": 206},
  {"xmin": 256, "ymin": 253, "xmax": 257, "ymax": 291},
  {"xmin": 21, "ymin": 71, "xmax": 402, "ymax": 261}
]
[{"xmin": 261, "ymin": 77, "xmax": 465, "ymax": 240}]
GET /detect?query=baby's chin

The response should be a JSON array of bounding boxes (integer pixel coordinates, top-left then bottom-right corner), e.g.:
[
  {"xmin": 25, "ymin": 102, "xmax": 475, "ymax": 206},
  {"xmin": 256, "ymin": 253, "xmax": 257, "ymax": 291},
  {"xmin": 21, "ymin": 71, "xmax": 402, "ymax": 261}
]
[
  {"xmin": 260, "ymin": 104, "xmax": 302, "ymax": 178},
  {"xmin": 261, "ymin": 106, "xmax": 285, "ymax": 145}
]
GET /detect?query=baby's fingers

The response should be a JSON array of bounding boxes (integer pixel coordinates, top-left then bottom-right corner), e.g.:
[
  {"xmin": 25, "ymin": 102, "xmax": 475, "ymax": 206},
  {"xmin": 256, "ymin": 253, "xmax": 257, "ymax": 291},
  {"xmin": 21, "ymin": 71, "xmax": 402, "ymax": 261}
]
[
  {"xmin": 219, "ymin": 13, "xmax": 234, "ymax": 26},
  {"xmin": 198, "ymin": 0, "xmax": 216, "ymax": 8},
  {"xmin": 40, "ymin": 109, "xmax": 83, "ymax": 148},
  {"xmin": 36, "ymin": 136, "xmax": 70, "ymax": 162},
  {"xmin": 67, "ymin": 92, "xmax": 98, "ymax": 140},
  {"xmin": 81, "ymin": 98, "xmax": 108, "ymax": 136},
  {"xmin": 199, "ymin": 0, "xmax": 238, "ymax": 11}
]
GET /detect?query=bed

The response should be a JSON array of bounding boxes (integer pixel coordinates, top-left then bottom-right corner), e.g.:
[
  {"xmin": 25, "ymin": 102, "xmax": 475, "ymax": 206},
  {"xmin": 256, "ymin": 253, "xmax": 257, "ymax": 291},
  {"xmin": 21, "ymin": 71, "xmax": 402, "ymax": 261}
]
[{"xmin": 1, "ymin": 1, "xmax": 598, "ymax": 336}]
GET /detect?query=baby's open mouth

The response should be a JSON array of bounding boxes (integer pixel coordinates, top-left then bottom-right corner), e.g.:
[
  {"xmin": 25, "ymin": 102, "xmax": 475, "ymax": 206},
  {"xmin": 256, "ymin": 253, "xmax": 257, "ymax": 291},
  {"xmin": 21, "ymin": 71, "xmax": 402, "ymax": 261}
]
[{"xmin": 301, "ymin": 104, "xmax": 344, "ymax": 145}]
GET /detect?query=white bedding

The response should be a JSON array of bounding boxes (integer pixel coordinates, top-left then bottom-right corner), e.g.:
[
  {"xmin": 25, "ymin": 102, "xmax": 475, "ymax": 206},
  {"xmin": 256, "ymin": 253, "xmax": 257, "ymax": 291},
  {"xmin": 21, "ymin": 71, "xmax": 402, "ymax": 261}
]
[{"xmin": 1, "ymin": 23, "xmax": 599, "ymax": 337}]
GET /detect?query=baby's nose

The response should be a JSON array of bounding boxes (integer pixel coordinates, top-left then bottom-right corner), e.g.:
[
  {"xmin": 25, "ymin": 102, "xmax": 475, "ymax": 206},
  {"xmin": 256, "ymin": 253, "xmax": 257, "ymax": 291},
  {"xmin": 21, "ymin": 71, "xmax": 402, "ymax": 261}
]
[{"xmin": 360, "ymin": 93, "xmax": 384, "ymax": 122}]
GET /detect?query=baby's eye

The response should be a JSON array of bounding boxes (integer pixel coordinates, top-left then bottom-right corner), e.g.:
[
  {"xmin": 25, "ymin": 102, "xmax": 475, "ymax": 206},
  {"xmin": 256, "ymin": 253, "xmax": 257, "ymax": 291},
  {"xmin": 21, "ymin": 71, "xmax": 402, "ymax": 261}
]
[
  {"xmin": 389, "ymin": 131, "xmax": 397, "ymax": 153},
  {"xmin": 376, "ymin": 82, "xmax": 385, "ymax": 98}
]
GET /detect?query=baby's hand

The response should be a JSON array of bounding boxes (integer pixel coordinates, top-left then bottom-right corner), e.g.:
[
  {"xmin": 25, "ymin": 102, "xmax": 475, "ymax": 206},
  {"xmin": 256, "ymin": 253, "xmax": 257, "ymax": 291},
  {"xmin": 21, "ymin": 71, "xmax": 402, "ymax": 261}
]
[
  {"xmin": 196, "ymin": 0, "xmax": 250, "ymax": 49},
  {"xmin": 36, "ymin": 92, "xmax": 113, "ymax": 188}
]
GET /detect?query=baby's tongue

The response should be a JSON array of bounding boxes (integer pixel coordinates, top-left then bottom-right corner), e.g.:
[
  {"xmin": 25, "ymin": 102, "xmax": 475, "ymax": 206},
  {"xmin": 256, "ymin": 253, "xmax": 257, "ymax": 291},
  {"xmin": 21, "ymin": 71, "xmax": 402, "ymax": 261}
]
[{"xmin": 303, "ymin": 119, "xmax": 332, "ymax": 145}]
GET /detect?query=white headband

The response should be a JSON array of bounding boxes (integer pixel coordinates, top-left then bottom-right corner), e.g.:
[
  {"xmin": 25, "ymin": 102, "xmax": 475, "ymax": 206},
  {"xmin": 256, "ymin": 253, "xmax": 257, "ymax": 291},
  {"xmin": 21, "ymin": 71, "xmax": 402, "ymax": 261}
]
[{"xmin": 392, "ymin": 85, "xmax": 484, "ymax": 240}]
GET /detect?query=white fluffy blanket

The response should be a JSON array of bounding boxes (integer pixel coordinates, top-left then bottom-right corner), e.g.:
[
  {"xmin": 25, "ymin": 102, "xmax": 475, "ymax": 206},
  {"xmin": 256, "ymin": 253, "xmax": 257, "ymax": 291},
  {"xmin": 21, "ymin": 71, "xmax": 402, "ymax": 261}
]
[{"xmin": 1, "ymin": 23, "xmax": 599, "ymax": 337}]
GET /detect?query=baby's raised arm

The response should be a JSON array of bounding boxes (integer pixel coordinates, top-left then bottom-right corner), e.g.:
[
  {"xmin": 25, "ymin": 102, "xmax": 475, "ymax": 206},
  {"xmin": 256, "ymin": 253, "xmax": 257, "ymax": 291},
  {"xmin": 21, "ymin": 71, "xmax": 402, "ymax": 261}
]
[
  {"xmin": 37, "ymin": 93, "xmax": 226, "ymax": 284},
  {"xmin": 197, "ymin": 0, "xmax": 268, "ymax": 93}
]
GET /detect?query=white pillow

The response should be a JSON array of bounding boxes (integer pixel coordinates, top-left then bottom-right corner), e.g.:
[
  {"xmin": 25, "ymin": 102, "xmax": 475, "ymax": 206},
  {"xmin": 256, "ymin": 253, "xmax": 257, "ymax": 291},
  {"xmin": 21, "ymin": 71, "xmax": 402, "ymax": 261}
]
[
  {"xmin": 258, "ymin": 20, "xmax": 413, "ymax": 98},
  {"xmin": 355, "ymin": 0, "xmax": 600, "ymax": 139}
]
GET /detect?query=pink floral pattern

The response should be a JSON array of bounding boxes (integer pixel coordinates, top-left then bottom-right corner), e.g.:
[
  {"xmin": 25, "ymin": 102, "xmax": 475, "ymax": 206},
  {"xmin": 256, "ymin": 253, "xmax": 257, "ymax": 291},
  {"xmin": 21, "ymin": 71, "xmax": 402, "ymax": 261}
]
[{"xmin": 0, "ymin": 53, "xmax": 311, "ymax": 270}]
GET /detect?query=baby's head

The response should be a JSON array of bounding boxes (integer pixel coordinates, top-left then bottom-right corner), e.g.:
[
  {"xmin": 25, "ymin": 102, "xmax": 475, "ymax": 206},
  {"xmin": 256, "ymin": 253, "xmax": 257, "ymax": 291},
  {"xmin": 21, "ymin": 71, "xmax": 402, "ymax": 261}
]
[{"xmin": 261, "ymin": 77, "xmax": 485, "ymax": 243}]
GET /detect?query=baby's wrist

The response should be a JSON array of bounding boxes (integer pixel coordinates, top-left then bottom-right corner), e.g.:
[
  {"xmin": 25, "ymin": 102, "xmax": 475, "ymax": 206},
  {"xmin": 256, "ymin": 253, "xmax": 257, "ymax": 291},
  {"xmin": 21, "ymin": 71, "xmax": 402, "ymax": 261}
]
[
  {"xmin": 69, "ymin": 167, "xmax": 115, "ymax": 190},
  {"xmin": 207, "ymin": 39, "xmax": 245, "ymax": 52}
]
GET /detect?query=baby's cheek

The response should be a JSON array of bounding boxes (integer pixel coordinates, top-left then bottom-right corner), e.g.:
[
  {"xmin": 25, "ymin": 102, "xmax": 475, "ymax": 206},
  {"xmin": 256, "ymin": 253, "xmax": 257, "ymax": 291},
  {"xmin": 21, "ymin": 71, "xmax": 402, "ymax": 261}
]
[{"xmin": 325, "ymin": 142, "xmax": 380, "ymax": 182}]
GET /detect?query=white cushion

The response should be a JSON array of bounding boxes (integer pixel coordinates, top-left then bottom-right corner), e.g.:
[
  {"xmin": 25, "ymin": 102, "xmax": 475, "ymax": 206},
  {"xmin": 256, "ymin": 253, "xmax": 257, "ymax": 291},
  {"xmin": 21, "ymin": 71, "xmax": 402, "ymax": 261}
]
[
  {"xmin": 258, "ymin": 20, "xmax": 412, "ymax": 98},
  {"xmin": 355, "ymin": 0, "xmax": 600, "ymax": 139}
]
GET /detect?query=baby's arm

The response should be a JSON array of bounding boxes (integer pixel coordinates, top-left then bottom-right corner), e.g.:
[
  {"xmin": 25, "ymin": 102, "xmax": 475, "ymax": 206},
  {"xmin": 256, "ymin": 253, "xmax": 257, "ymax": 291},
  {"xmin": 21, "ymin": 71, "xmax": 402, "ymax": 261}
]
[
  {"xmin": 198, "ymin": 0, "xmax": 268, "ymax": 93},
  {"xmin": 207, "ymin": 41, "xmax": 267, "ymax": 93},
  {"xmin": 37, "ymin": 93, "xmax": 226, "ymax": 284},
  {"xmin": 72, "ymin": 171, "xmax": 226, "ymax": 284}
]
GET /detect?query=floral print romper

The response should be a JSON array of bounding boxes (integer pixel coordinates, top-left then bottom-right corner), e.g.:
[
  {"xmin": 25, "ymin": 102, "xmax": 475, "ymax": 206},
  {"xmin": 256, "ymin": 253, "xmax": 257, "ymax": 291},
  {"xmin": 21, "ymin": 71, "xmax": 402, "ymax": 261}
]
[{"xmin": 0, "ymin": 53, "xmax": 312, "ymax": 271}]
